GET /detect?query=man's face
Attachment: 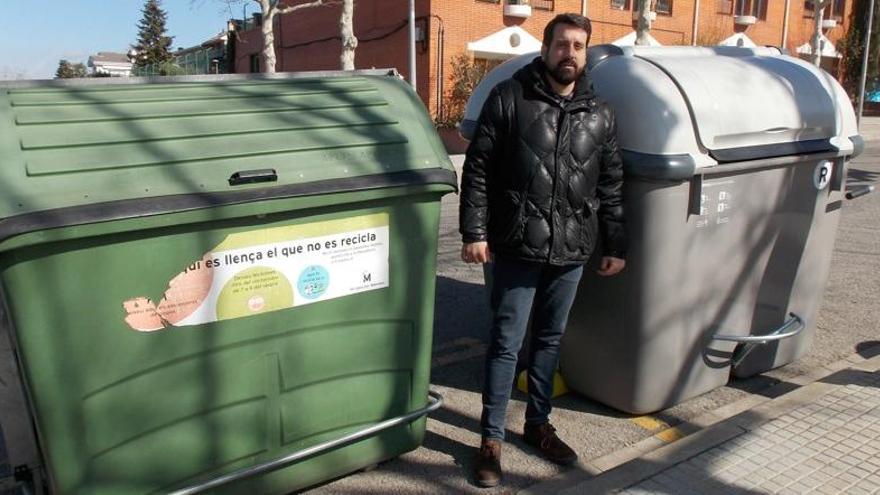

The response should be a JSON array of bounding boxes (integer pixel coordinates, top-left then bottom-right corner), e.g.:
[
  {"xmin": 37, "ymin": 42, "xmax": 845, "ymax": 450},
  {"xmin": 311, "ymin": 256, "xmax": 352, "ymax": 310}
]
[{"xmin": 541, "ymin": 23, "xmax": 589, "ymax": 86}]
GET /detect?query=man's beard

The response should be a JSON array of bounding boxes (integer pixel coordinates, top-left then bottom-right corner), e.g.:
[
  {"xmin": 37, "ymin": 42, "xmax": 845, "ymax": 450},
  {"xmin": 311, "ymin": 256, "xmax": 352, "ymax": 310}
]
[{"xmin": 548, "ymin": 58, "xmax": 582, "ymax": 85}]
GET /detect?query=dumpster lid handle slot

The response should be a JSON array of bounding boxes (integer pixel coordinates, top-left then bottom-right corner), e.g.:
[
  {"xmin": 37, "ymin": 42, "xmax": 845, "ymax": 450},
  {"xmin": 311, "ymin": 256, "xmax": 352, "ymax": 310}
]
[{"xmin": 228, "ymin": 169, "xmax": 278, "ymax": 186}]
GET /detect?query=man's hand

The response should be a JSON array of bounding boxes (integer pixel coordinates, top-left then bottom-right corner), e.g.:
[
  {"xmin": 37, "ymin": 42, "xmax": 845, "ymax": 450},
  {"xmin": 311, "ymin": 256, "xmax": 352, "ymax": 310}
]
[
  {"xmin": 461, "ymin": 242, "xmax": 492, "ymax": 264},
  {"xmin": 597, "ymin": 256, "xmax": 625, "ymax": 276}
]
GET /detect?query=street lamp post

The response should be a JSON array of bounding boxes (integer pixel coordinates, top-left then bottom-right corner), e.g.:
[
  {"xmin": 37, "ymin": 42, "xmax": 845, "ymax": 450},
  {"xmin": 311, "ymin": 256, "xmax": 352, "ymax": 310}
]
[
  {"xmin": 408, "ymin": 0, "xmax": 416, "ymax": 88},
  {"xmin": 857, "ymin": 0, "xmax": 876, "ymax": 128}
]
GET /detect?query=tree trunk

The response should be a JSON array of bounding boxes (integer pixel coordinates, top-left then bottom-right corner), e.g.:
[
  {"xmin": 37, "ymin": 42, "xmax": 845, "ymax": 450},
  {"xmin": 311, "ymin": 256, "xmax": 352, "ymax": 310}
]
[
  {"xmin": 635, "ymin": 0, "xmax": 652, "ymax": 46},
  {"xmin": 260, "ymin": 0, "xmax": 277, "ymax": 73},
  {"xmin": 253, "ymin": 0, "xmax": 328, "ymax": 74},
  {"xmin": 340, "ymin": 0, "xmax": 357, "ymax": 70},
  {"xmin": 810, "ymin": 0, "xmax": 831, "ymax": 67}
]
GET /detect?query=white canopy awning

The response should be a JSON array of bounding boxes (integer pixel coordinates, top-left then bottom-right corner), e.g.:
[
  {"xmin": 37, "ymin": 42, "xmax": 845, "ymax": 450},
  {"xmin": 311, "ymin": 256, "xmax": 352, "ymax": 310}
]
[
  {"xmin": 611, "ymin": 31, "xmax": 662, "ymax": 47},
  {"xmin": 717, "ymin": 33, "xmax": 757, "ymax": 48},
  {"xmin": 796, "ymin": 34, "xmax": 841, "ymax": 58},
  {"xmin": 467, "ymin": 26, "xmax": 542, "ymax": 60}
]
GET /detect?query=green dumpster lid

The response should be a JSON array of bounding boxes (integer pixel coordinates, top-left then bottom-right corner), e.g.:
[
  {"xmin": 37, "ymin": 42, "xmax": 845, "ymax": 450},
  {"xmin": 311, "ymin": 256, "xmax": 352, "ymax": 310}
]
[{"xmin": 0, "ymin": 71, "xmax": 456, "ymax": 240}]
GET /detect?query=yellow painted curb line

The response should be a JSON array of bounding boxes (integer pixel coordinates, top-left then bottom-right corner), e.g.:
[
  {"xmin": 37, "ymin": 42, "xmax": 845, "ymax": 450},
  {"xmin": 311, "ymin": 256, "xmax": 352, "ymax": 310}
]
[
  {"xmin": 630, "ymin": 416, "xmax": 668, "ymax": 432},
  {"xmin": 630, "ymin": 415, "xmax": 686, "ymax": 443}
]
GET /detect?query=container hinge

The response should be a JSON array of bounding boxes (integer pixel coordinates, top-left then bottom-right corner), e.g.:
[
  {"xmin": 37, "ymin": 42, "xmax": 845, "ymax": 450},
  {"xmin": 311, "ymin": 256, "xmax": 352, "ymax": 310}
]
[{"xmin": 687, "ymin": 174, "xmax": 704, "ymax": 216}]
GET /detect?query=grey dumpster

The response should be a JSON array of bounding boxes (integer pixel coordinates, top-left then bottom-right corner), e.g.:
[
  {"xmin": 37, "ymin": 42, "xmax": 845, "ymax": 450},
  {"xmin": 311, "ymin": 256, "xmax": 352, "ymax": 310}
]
[{"xmin": 462, "ymin": 46, "xmax": 865, "ymax": 414}]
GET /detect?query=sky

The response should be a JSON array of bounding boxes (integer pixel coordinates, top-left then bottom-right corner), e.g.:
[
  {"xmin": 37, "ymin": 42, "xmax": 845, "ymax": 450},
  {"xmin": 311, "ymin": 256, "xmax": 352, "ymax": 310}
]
[{"xmin": 0, "ymin": 0, "xmax": 240, "ymax": 80}]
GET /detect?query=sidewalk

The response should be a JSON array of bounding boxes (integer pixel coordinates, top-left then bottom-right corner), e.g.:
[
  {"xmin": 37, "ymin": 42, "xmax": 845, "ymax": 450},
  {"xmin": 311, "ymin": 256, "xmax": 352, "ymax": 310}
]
[
  {"xmin": 523, "ymin": 351, "xmax": 880, "ymax": 494},
  {"xmin": 859, "ymin": 117, "xmax": 880, "ymax": 142}
]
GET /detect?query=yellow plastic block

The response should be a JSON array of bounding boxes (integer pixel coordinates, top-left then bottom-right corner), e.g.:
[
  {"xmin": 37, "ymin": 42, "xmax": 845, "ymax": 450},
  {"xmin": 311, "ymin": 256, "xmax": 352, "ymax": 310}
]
[{"xmin": 516, "ymin": 369, "xmax": 569, "ymax": 398}]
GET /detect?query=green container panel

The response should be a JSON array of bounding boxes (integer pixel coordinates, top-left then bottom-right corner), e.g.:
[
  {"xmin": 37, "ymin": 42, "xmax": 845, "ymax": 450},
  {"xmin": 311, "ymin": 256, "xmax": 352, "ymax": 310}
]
[
  {"xmin": 0, "ymin": 73, "xmax": 456, "ymax": 494},
  {"xmin": 2, "ymin": 188, "xmax": 445, "ymax": 494}
]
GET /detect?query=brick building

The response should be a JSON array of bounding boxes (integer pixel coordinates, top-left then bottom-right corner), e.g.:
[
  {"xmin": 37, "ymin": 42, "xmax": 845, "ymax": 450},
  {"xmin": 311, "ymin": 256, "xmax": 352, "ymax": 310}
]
[{"xmin": 231, "ymin": 0, "xmax": 853, "ymax": 121}]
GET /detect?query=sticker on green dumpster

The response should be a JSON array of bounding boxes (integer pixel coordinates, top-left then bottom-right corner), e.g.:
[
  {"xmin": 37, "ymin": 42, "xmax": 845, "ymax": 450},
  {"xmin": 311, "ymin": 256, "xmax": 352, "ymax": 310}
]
[{"xmin": 122, "ymin": 213, "xmax": 389, "ymax": 331}]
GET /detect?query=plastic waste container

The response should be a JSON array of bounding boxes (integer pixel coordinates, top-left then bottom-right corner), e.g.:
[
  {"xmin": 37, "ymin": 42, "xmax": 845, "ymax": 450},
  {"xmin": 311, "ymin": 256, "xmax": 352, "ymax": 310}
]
[
  {"xmin": 462, "ymin": 46, "xmax": 866, "ymax": 414},
  {"xmin": 0, "ymin": 71, "xmax": 455, "ymax": 494}
]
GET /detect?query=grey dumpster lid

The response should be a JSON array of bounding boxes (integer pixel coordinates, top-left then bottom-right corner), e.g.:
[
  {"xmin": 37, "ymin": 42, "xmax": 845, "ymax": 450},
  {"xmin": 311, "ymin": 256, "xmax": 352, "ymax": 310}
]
[
  {"xmin": 588, "ymin": 46, "xmax": 860, "ymax": 168},
  {"xmin": 630, "ymin": 46, "xmax": 840, "ymax": 160},
  {"xmin": 461, "ymin": 46, "xmax": 860, "ymax": 175}
]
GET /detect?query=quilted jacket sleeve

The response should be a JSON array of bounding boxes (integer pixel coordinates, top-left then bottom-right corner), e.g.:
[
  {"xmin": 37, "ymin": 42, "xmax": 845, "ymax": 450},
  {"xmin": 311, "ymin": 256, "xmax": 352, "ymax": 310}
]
[
  {"xmin": 459, "ymin": 85, "xmax": 507, "ymax": 243},
  {"xmin": 597, "ymin": 103, "xmax": 627, "ymax": 258}
]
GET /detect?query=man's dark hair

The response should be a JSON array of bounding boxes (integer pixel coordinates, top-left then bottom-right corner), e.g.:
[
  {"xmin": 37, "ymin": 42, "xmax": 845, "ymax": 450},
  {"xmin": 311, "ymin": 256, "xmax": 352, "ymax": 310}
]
[{"xmin": 542, "ymin": 13, "xmax": 592, "ymax": 47}]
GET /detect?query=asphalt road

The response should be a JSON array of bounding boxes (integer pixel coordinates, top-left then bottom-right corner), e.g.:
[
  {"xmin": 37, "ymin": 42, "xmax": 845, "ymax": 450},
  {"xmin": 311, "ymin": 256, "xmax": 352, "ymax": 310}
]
[{"xmin": 306, "ymin": 134, "xmax": 880, "ymax": 494}]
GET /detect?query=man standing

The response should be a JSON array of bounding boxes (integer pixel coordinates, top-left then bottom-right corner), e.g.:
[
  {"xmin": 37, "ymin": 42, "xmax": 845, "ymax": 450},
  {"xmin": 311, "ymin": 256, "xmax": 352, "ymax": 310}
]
[{"xmin": 459, "ymin": 13, "xmax": 626, "ymax": 487}]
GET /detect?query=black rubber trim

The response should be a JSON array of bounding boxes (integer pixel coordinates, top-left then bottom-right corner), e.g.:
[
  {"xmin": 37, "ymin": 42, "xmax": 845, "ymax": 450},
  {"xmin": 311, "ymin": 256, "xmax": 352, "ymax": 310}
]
[
  {"xmin": 825, "ymin": 200, "xmax": 843, "ymax": 213},
  {"xmin": 699, "ymin": 149, "xmax": 844, "ymax": 176},
  {"xmin": 621, "ymin": 150, "xmax": 697, "ymax": 180},
  {"xmin": 0, "ymin": 168, "xmax": 457, "ymax": 243},
  {"xmin": 587, "ymin": 44, "xmax": 625, "ymax": 71},
  {"xmin": 708, "ymin": 139, "xmax": 834, "ymax": 163},
  {"xmin": 850, "ymin": 135, "xmax": 864, "ymax": 159}
]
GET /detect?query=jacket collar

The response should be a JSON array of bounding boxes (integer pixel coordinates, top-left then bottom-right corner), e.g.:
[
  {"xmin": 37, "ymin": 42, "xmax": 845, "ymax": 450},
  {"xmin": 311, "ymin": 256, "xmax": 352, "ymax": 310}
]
[{"xmin": 514, "ymin": 56, "xmax": 596, "ymax": 107}]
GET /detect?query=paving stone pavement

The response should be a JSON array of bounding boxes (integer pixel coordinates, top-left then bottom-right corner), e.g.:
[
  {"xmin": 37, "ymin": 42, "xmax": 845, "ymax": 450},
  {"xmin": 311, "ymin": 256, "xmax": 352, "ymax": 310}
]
[
  {"xmin": 557, "ymin": 358, "xmax": 880, "ymax": 495},
  {"xmin": 622, "ymin": 370, "xmax": 880, "ymax": 495}
]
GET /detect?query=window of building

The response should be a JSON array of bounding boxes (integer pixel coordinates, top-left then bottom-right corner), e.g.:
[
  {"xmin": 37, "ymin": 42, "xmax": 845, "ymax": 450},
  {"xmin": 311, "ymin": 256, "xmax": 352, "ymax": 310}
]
[
  {"xmin": 804, "ymin": 0, "xmax": 846, "ymax": 19},
  {"xmin": 532, "ymin": 0, "xmax": 555, "ymax": 10},
  {"xmin": 830, "ymin": 0, "xmax": 846, "ymax": 19},
  {"xmin": 655, "ymin": 0, "xmax": 673, "ymax": 15},
  {"xmin": 723, "ymin": 0, "xmax": 767, "ymax": 19},
  {"xmin": 610, "ymin": 0, "xmax": 671, "ymax": 15},
  {"xmin": 249, "ymin": 54, "xmax": 261, "ymax": 73}
]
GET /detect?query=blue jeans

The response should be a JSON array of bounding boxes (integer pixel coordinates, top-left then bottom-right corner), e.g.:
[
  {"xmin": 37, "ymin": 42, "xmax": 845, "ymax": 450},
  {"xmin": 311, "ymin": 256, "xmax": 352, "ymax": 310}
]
[{"xmin": 480, "ymin": 256, "xmax": 584, "ymax": 441}]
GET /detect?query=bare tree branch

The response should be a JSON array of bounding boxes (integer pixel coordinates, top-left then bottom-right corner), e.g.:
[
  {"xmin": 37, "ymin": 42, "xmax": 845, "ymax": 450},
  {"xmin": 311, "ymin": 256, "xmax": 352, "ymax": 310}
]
[
  {"xmin": 215, "ymin": 0, "xmax": 346, "ymax": 73},
  {"xmin": 276, "ymin": 0, "xmax": 338, "ymax": 15}
]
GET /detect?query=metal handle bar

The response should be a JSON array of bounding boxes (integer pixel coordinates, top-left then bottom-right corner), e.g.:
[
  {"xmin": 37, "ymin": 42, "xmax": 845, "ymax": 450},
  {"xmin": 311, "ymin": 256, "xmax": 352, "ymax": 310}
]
[
  {"xmin": 711, "ymin": 313, "xmax": 805, "ymax": 368},
  {"xmin": 169, "ymin": 390, "xmax": 444, "ymax": 495},
  {"xmin": 712, "ymin": 313, "xmax": 804, "ymax": 344},
  {"xmin": 846, "ymin": 185, "xmax": 874, "ymax": 200}
]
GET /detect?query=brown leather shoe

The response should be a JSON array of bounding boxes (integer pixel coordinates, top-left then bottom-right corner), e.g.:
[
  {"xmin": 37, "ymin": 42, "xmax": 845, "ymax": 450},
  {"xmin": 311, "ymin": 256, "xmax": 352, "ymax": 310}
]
[
  {"xmin": 473, "ymin": 438, "xmax": 502, "ymax": 487},
  {"xmin": 522, "ymin": 422, "xmax": 578, "ymax": 465}
]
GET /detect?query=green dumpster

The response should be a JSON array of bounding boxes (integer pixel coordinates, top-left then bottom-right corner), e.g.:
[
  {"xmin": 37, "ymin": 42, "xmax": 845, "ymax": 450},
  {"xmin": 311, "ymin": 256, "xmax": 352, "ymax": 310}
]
[{"xmin": 0, "ymin": 71, "xmax": 455, "ymax": 494}]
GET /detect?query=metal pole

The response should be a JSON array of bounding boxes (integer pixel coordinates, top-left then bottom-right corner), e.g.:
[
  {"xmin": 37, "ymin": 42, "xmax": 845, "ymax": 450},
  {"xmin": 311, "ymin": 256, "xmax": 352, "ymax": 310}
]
[
  {"xmin": 811, "ymin": 0, "xmax": 827, "ymax": 67},
  {"xmin": 408, "ymin": 0, "xmax": 417, "ymax": 88},
  {"xmin": 858, "ymin": 0, "xmax": 876, "ymax": 128},
  {"xmin": 691, "ymin": 0, "xmax": 700, "ymax": 46},
  {"xmin": 636, "ymin": 0, "xmax": 652, "ymax": 46},
  {"xmin": 782, "ymin": 0, "xmax": 792, "ymax": 50}
]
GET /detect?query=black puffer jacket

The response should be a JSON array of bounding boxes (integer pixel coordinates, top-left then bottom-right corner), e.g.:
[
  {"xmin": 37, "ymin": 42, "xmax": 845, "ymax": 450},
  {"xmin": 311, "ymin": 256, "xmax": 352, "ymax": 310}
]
[{"xmin": 459, "ymin": 57, "xmax": 626, "ymax": 265}]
